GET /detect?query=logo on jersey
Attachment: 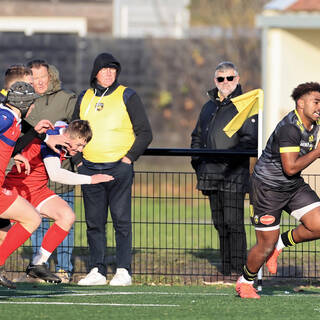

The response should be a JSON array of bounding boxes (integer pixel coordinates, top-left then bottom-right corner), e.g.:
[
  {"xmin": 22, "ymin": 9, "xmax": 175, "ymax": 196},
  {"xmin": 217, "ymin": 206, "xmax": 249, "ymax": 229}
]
[
  {"xmin": 254, "ymin": 215, "xmax": 259, "ymax": 225},
  {"xmin": 2, "ymin": 115, "xmax": 7, "ymax": 120},
  {"xmin": 260, "ymin": 214, "xmax": 275, "ymax": 225},
  {"xmin": 95, "ymin": 102, "xmax": 104, "ymax": 111},
  {"xmin": 300, "ymin": 142, "xmax": 312, "ymax": 148}
]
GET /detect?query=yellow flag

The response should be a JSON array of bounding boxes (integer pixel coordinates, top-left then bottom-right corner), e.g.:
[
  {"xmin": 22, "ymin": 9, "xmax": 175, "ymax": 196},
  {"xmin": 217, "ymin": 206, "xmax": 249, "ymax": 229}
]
[{"xmin": 223, "ymin": 88, "xmax": 263, "ymax": 137}]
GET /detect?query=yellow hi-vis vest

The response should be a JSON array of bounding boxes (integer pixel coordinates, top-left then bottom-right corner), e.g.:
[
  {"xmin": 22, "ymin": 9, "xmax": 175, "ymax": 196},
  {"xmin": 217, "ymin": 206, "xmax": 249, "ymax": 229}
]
[{"xmin": 80, "ymin": 85, "xmax": 135, "ymax": 163}]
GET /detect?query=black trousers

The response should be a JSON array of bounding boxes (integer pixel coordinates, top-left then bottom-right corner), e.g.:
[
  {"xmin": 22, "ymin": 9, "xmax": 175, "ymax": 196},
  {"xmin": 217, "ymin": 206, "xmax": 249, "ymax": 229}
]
[
  {"xmin": 208, "ymin": 190, "xmax": 247, "ymax": 274},
  {"xmin": 79, "ymin": 161, "xmax": 133, "ymax": 276}
]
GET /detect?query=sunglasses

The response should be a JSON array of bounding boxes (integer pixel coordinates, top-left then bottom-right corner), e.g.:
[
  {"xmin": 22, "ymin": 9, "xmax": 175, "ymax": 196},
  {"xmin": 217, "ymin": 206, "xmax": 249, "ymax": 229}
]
[{"xmin": 216, "ymin": 76, "xmax": 236, "ymax": 83}]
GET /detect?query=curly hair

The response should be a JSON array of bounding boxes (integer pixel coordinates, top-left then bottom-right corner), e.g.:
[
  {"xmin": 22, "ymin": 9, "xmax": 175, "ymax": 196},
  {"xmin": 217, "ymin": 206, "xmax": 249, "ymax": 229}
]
[{"xmin": 291, "ymin": 82, "xmax": 320, "ymax": 103}]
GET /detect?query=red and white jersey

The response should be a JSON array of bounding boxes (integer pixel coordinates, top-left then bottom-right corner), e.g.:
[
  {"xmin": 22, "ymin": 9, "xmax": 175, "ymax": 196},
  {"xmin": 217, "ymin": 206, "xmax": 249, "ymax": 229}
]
[{"xmin": 4, "ymin": 126, "xmax": 67, "ymax": 198}]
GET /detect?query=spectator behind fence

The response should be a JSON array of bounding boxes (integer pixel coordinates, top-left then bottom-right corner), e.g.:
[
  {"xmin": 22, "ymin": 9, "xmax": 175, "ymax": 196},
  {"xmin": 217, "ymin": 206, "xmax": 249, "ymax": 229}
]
[
  {"xmin": 25, "ymin": 59, "xmax": 77, "ymax": 283},
  {"xmin": 236, "ymin": 82, "xmax": 320, "ymax": 299},
  {"xmin": 0, "ymin": 64, "xmax": 66, "ymax": 247},
  {"xmin": 191, "ymin": 61, "xmax": 258, "ymax": 276},
  {"xmin": 73, "ymin": 52, "xmax": 152, "ymax": 286}
]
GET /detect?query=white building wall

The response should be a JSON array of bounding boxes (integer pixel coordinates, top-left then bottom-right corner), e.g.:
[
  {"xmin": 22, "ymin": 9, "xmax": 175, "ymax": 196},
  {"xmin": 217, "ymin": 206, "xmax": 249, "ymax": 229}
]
[
  {"xmin": 262, "ymin": 28, "xmax": 320, "ymax": 145},
  {"xmin": 113, "ymin": 0, "xmax": 190, "ymax": 38}
]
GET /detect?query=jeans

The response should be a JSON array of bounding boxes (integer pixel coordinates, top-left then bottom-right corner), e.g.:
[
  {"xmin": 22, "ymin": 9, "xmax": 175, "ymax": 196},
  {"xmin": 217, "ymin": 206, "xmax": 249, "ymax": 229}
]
[
  {"xmin": 78, "ymin": 161, "xmax": 133, "ymax": 276},
  {"xmin": 31, "ymin": 190, "xmax": 75, "ymax": 273}
]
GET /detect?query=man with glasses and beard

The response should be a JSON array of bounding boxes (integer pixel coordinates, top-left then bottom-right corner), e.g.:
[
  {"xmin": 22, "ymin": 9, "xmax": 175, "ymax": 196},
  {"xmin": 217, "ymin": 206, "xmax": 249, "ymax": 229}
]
[{"xmin": 191, "ymin": 61, "xmax": 258, "ymax": 277}]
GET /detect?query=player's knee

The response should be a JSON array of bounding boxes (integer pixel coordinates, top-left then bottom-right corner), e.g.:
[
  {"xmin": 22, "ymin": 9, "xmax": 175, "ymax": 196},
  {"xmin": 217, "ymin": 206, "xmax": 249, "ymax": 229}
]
[
  {"xmin": 28, "ymin": 212, "xmax": 41, "ymax": 232},
  {"xmin": 257, "ymin": 240, "xmax": 276, "ymax": 259},
  {"xmin": 63, "ymin": 210, "xmax": 76, "ymax": 227},
  {"xmin": 263, "ymin": 246, "xmax": 275, "ymax": 259},
  {"xmin": 70, "ymin": 211, "xmax": 76, "ymax": 225},
  {"xmin": 33, "ymin": 213, "xmax": 42, "ymax": 228},
  {"xmin": 303, "ymin": 218, "xmax": 320, "ymax": 233}
]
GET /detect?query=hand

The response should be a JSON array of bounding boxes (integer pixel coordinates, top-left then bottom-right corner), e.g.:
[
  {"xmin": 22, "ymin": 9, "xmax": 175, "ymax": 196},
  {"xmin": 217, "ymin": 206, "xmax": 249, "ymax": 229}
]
[
  {"xmin": 13, "ymin": 153, "xmax": 31, "ymax": 175},
  {"xmin": 34, "ymin": 120, "xmax": 54, "ymax": 134},
  {"xmin": 121, "ymin": 156, "xmax": 132, "ymax": 164},
  {"xmin": 91, "ymin": 174, "xmax": 114, "ymax": 184},
  {"xmin": 46, "ymin": 135, "xmax": 71, "ymax": 153}
]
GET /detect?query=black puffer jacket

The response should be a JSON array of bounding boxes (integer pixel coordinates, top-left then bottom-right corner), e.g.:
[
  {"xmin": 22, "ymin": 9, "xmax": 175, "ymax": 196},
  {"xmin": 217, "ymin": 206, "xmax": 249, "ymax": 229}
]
[{"xmin": 191, "ymin": 85, "xmax": 258, "ymax": 193}]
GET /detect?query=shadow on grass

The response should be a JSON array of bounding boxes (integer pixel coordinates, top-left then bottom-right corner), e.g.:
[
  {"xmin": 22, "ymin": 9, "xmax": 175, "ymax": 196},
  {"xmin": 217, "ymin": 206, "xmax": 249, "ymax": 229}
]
[{"xmin": 188, "ymin": 248, "xmax": 221, "ymax": 270}]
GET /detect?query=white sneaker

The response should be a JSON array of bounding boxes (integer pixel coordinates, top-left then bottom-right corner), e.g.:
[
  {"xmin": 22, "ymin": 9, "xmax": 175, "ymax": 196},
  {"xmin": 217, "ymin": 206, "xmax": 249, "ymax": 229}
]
[
  {"xmin": 78, "ymin": 267, "xmax": 107, "ymax": 286},
  {"xmin": 109, "ymin": 268, "xmax": 132, "ymax": 286}
]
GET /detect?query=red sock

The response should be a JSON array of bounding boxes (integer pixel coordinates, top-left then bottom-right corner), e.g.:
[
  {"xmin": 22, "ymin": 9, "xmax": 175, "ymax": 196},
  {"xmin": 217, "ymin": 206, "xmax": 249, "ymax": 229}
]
[
  {"xmin": 0, "ymin": 223, "xmax": 31, "ymax": 265},
  {"xmin": 41, "ymin": 223, "xmax": 69, "ymax": 253}
]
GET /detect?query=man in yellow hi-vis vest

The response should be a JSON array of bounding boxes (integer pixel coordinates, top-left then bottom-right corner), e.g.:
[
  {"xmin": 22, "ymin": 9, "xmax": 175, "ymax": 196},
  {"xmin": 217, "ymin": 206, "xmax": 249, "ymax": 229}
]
[{"xmin": 73, "ymin": 53, "xmax": 153, "ymax": 286}]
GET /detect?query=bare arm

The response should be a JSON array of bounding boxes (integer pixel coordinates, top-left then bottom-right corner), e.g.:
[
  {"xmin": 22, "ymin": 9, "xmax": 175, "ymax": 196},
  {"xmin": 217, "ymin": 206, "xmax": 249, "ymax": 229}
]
[{"xmin": 281, "ymin": 146, "xmax": 320, "ymax": 176}]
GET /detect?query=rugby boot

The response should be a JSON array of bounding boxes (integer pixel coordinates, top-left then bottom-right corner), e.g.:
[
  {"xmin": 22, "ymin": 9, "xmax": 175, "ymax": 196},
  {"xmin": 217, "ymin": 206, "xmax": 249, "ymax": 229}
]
[
  {"xmin": 235, "ymin": 277, "xmax": 241, "ymax": 294},
  {"xmin": 26, "ymin": 263, "xmax": 61, "ymax": 283},
  {"xmin": 236, "ymin": 277, "xmax": 260, "ymax": 299},
  {"xmin": 266, "ymin": 248, "xmax": 282, "ymax": 274},
  {"xmin": 0, "ymin": 265, "xmax": 16, "ymax": 289}
]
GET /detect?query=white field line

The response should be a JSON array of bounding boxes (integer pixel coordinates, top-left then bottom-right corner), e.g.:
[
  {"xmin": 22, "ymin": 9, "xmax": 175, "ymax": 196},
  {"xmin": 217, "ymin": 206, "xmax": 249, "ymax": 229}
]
[
  {"xmin": 0, "ymin": 290, "xmax": 318, "ymax": 300},
  {"xmin": 0, "ymin": 291, "xmax": 230, "ymax": 299},
  {"xmin": 0, "ymin": 301, "xmax": 179, "ymax": 307}
]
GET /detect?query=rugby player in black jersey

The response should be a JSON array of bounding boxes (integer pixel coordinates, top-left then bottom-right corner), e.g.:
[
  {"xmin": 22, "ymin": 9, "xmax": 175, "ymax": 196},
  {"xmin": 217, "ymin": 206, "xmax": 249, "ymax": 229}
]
[{"xmin": 236, "ymin": 82, "xmax": 320, "ymax": 299}]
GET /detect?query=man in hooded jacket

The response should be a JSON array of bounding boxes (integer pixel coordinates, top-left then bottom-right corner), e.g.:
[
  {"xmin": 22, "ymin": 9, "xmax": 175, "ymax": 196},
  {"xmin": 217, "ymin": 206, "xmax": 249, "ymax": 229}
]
[
  {"xmin": 24, "ymin": 60, "xmax": 76, "ymax": 282},
  {"xmin": 73, "ymin": 52, "xmax": 152, "ymax": 286}
]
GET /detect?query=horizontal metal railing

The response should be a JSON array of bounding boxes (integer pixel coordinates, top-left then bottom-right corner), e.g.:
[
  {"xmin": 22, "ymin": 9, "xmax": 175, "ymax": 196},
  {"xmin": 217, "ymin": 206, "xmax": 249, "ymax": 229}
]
[{"xmin": 7, "ymin": 148, "xmax": 320, "ymax": 284}]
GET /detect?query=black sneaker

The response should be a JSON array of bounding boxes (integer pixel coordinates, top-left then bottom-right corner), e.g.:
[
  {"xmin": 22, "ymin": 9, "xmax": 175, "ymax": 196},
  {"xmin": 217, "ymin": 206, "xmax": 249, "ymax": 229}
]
[
  {"xmin": 26, "ymin": 263, "xmax": 62, "ymax": 283},
  {"xmin": 0, "ymin": 265, "xmax": 16, "ymax": 289}
]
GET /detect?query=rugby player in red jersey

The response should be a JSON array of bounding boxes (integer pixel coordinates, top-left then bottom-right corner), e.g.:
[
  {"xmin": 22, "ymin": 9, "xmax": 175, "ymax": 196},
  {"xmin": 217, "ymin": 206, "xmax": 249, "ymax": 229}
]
[
  {"xmin": 4, "ymin": 119, "xmax": 114, "ymax": 283},
  {"xmin": 0, "ymin": 81, "xmax": 43, "ymax": 289}
]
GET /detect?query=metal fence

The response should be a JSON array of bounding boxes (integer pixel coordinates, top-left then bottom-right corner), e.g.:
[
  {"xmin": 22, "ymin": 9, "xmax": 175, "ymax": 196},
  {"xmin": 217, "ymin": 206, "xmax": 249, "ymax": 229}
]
[{"xmin": 6, "ymin": 149, "xmax": 320, "ymax": 284}]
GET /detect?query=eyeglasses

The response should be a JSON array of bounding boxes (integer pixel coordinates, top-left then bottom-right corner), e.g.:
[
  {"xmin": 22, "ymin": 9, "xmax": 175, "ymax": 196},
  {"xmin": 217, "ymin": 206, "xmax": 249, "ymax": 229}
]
[{"xmin": 216, "ymin": 76, "xmax": 236, "ymax": 83}]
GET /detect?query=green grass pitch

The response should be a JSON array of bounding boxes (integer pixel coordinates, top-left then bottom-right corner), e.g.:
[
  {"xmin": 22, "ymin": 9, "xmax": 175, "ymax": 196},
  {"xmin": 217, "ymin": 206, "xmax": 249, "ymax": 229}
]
[{"xmin": 0, "ymin": 283, "xmax": 320, "ymax": 320}]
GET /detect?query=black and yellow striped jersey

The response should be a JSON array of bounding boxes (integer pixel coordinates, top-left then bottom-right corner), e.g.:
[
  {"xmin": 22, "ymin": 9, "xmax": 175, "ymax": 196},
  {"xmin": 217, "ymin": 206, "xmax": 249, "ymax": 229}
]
[{"xmin": 253, "ymin": 109, "xmax": 319, "ymax": 191}]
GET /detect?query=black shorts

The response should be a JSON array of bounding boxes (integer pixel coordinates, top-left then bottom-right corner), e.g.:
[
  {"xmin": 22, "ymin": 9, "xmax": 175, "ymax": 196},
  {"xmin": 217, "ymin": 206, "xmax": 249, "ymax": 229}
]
[{"xmin": 249, "ymin": 176, "xmax": 320, "ymax": 230}]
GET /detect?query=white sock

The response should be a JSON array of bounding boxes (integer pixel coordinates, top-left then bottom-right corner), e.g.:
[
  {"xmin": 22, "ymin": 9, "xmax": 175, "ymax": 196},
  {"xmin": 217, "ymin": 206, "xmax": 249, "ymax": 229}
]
[
  {"xmin": 238, "ymin": 275, "xmax": 253, "ymax": 284},
  {"xmin": 32, "ymin": 247, "xmax": 52, "ymax": 265},
  {"xmin": 276, "ymin": 235, "xmax": 285, "ymax": 251}
]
